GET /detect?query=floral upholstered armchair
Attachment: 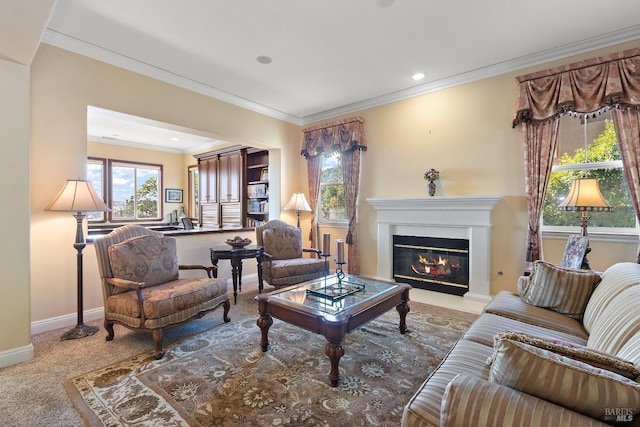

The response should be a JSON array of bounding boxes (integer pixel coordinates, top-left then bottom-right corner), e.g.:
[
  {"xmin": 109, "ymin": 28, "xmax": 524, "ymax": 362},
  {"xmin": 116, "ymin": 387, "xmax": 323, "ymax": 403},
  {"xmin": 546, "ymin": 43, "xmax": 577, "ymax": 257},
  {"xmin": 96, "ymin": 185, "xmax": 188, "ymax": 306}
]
[
  {"xmin": 256, "ymin": 220, "xmax": 325, "ymax": 289},
  {"xmin": 94, "ymin": 225, "xmax": 230, "ymax": 359}
]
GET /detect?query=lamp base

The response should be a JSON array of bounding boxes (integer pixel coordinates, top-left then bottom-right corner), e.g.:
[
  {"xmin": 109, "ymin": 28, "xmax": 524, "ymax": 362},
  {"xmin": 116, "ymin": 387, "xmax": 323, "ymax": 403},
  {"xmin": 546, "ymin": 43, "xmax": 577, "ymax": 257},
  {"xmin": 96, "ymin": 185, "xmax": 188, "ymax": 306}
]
[{"xmin": 61, "ymin": 323, "xmax": 99, "ymax": 340}]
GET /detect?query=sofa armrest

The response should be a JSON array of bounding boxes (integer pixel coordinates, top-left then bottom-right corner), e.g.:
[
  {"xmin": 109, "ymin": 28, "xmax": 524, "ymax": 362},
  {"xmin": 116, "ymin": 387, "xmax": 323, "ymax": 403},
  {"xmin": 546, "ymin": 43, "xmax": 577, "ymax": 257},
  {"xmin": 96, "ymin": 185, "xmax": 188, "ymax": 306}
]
[{"xmin": 441, "ymin": 374, "xmax": 610, "ymax": 427}]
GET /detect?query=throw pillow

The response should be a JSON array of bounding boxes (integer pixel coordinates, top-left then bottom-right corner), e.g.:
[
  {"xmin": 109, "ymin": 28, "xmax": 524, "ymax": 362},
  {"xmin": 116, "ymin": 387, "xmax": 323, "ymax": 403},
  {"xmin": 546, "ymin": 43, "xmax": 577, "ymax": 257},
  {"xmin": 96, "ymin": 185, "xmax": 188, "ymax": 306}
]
[
  {"xmin": 108, "ymin": 235, "xmax": 178, "ymax": 294},
  {"xmin": 488, "ymin": 331, "xmax": 640, "ymax": 379},
  {"xmin": 519, "ymin": 260, "xmax": 601, "ymax": 320},
  {"xmin": 263, "ymin": 226, "xmax": 303, "ymax": 260},
  {"xmin": 488, "ymin": 335, "xmax": 640, "ymax": 422}
]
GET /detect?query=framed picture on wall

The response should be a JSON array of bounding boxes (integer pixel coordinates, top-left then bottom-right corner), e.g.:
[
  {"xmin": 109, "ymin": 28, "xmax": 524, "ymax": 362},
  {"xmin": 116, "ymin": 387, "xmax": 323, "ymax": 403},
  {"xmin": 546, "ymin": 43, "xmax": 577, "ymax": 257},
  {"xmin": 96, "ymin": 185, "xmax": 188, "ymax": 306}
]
[{"xmin": 165, "ymin": 188, "xmax": 183, "ymax": 203}]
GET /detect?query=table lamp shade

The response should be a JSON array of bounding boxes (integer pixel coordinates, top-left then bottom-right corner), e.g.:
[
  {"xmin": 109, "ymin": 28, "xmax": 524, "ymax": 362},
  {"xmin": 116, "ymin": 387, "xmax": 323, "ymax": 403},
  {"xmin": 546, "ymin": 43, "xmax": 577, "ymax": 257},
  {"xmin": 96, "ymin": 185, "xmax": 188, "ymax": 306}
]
[
  {"xmin": 45, "ymin": 179, "xmax": 110, "ymax": 213},
  {"xmin": 557, "ymin": 178, "xmax": 612, "ymax": 212},
  {"xmin": 284, "ymin": 193, "xmax": 312, "ymax": 212}
]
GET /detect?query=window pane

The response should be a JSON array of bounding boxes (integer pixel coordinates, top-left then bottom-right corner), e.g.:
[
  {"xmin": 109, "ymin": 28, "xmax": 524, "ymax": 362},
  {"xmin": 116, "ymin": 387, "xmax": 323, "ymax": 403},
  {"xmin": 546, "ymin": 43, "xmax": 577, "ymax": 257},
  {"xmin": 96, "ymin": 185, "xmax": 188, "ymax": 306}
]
[
  {"xmin": 112, "ymin": 165, "xmax": 136, "ymax": 219},
  {"xmin": 543, "ymin": 113, "xmax": 635, "ymax": 229},
  {"xmin": 87, "ymin": 159, "xmax": 105, "ymax": 221},
  {"xmin": 136, "ymin": 168, "xmax": 159, "ymax": 218},
  {"xmin": 320, "ymin": 153, "xmax": 347, "ymax": 222}
]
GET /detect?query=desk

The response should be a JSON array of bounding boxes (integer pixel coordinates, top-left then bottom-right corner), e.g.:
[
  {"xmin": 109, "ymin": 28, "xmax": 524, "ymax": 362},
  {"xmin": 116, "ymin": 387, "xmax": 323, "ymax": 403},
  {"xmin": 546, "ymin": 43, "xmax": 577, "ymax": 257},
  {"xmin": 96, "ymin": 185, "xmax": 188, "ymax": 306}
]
[{"xmin": 210, "ymin": 245, "xmax": 264, "ymax": 304}]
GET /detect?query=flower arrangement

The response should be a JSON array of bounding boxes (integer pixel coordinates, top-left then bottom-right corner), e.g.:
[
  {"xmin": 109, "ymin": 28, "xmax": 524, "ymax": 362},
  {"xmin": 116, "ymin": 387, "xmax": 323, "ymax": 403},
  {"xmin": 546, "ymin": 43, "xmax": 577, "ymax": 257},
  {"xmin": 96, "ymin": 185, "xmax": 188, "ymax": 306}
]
[{"xmin": 424, "ymin": 168, "xmax": 440, "ymax": 182}]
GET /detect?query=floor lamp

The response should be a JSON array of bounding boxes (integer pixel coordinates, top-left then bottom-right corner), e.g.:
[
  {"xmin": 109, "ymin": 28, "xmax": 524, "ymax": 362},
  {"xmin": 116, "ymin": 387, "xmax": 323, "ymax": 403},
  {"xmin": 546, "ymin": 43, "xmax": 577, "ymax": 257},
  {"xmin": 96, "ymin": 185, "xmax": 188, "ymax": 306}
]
[
  {"xmin": 284, "ymin": 192, "xmax": 312, "ymax": 228},
  {"xmin": 45, "ymin": 179, "xmax": 111, "ymax": 340}
]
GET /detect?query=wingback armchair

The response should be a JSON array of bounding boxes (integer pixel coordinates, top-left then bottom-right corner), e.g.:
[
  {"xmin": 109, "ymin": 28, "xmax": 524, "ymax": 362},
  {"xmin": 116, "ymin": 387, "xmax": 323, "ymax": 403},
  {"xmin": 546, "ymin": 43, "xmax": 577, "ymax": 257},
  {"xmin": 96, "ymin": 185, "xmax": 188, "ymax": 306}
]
[
  {"xmin": 94, "ymin": 225, "xmax": 230, "ymax": 359},
  {"xmin": 255, "ymin": 220, "xmax": 325, "ymax": 289}
]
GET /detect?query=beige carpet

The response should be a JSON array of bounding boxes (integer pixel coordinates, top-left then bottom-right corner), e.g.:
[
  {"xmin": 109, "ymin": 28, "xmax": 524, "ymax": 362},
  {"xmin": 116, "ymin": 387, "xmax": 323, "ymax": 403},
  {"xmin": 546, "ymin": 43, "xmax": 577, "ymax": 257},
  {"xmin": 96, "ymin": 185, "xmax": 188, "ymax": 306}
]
[{"xmin": 63, "ymin": 282, "xmax": 476, "ymax": 426}]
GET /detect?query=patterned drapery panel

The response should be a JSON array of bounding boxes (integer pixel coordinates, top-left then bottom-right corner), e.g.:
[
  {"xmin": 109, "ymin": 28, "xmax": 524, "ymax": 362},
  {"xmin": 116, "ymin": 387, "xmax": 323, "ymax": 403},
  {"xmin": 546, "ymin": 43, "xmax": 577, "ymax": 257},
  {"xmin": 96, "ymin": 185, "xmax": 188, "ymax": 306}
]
[
  {"xmin": 302, "ymin": 117, "xmax": 367, "ymax": 274},
  {"xmin": 513, "ymin": 48, "xmax": 640, "ymax": 263},
  {"xmin": 301, "ymin": 117, "xmax": 367, "ymax": 157},
  {"xmin": 513, "ymin": 48, "xmax": 640, "ymax": 127}
]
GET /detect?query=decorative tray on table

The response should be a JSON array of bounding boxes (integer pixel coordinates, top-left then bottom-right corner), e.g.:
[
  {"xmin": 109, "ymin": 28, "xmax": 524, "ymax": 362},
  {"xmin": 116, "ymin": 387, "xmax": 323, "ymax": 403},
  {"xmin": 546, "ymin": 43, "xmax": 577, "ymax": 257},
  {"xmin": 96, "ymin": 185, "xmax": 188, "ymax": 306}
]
[{"xmin": 306, "ymin": 281, "xmax": 365, "ymax": 301}]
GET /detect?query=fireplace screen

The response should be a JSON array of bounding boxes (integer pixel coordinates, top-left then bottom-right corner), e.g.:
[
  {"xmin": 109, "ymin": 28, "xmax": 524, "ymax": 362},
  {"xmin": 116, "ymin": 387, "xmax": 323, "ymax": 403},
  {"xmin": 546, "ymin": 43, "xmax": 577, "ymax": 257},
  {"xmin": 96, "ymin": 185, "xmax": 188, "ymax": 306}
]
[{"xmin": 393, "ymin": 235, "xmax": 469, "ymax": 296}]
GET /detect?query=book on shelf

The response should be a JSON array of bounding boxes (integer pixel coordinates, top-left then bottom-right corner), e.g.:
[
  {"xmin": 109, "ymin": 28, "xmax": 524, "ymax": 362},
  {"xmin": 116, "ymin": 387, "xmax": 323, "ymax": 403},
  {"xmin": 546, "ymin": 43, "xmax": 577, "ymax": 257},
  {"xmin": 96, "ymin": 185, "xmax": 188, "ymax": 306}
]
[
  {"xmin": 247, "ymin": 183, "xmax": 267, "ymax": 197},
  {"xmin": 246, "ymin": 218, "xmax": 267, "ymax": 228}
]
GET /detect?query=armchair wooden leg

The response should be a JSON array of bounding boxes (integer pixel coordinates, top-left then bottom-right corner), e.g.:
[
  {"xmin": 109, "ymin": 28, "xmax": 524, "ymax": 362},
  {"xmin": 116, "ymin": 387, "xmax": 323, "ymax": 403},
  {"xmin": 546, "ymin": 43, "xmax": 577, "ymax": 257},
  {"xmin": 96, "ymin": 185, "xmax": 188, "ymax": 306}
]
[
  {"xmin": 222, "ymin": 299, "xmax": 231, "ymax": 323},
  {"xmin": 104, "ymin": 319, "xmax": 115, "ymax": 341},
  {"xmin": 152, "ymin": 328, "xmax": 165, "ymax": 360}
]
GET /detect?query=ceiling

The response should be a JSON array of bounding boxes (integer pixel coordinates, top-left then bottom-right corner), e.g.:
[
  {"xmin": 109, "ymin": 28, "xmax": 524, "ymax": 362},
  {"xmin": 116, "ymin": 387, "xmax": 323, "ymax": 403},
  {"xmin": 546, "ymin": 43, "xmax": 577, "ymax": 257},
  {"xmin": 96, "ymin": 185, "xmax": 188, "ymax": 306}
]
[{"xmin": 3, "ymin": 0, "xmax": 640, "ymax": 151}]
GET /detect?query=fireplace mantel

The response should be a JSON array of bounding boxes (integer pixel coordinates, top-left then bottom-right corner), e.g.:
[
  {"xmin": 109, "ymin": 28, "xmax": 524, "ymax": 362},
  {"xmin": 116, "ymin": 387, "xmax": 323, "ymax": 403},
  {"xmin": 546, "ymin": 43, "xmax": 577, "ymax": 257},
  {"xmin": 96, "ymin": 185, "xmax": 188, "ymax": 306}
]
[{"xmin": 367, "ymin": 196, "xmax": 501, "ymax": 303}]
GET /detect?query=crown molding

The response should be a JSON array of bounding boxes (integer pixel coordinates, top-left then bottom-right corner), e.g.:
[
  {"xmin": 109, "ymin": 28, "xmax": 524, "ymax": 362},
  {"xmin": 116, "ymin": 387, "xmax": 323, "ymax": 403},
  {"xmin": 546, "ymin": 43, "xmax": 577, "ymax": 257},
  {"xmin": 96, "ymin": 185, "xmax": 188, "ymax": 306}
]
[
  {"xmin": 42, "ymin": 30, "xmax": 304, "ymax": 126},
  {"xmin": 300, "ymin": 25, "xmax": 640, "ymax": 125},
  {"xmin": 42, "ymin": 26, "xmax": 640, "ymax": 127}
]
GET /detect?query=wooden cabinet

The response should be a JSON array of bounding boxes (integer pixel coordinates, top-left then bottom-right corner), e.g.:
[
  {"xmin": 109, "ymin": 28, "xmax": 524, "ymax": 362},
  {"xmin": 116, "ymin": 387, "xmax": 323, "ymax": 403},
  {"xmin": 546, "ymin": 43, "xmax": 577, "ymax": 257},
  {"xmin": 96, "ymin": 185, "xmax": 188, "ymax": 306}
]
[
  {"xmin": 194, "ymin": 146, "xmax": 269, "ymax": 229},
  {"xmin": 219, "ymin": 152, "xmax": 242, "ymax": 203},
  {"xmin": 199, "ymin": 156, "xmax": 218, "ymax": 204}
]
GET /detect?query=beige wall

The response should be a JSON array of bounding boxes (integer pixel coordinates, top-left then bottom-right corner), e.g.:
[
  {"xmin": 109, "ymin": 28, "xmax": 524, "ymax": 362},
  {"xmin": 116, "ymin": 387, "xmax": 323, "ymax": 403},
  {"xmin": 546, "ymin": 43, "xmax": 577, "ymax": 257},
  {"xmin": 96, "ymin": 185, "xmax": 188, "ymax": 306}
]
[
  {"xmin": 29, "ymin": 44, "xmax": 299, "ymax": 333},
  {"xmin": 0, "ymin": 58, "xmax": 32, "ymax": 359},
  {"xmin": 2, "ymin": 38, "xmax": 638, "ymax": 363}
]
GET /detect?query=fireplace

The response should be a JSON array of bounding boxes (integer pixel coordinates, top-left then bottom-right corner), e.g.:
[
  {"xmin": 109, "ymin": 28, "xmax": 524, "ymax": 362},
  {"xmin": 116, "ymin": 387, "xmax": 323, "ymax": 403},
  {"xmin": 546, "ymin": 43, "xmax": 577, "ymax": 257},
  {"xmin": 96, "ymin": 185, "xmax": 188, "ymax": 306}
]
[
  {"xmin": 393, "ymin": 235, "xmax": 469, "ymax": 296},
  {"xmin": 368, "ymin": 196, "xmax": 501, "ymax": 303}
]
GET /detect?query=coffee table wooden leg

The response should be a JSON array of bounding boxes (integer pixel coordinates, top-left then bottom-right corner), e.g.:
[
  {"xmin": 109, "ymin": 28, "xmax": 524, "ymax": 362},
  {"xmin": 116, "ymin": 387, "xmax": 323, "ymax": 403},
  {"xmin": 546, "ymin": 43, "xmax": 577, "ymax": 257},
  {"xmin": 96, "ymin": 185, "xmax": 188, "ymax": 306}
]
[
  {"xmin": 257, "ymin": 313, "xmax": 273, "ymax": 352},
  {"xmin": 396, "ymin": 301, "xmax": 410, "ymax": 334},
  {"xmin": 325, "ymin": 339, "xmax": 345, "ymax": 387}
]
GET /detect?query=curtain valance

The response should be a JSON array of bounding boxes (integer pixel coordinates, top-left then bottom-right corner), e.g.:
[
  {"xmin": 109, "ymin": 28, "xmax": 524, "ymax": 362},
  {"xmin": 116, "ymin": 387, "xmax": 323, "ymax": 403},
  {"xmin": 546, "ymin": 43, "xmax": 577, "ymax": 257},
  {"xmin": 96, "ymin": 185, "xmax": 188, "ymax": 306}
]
[
  {"xmin": 512, "ymin": 48, "xmax": 640, "ymax": 128},
  {"xmin": 301, "ymin": 116, "xmax": 367, "ymax": 158}
]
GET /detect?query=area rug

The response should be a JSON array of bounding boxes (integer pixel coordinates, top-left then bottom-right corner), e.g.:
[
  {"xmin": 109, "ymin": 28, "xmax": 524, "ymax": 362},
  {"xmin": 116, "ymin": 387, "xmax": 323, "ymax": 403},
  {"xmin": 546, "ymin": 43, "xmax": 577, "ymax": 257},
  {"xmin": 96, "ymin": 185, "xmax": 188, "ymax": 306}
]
[{"xmin": 65, "ymin": 288, "xmax": 477, "ymax": 426}]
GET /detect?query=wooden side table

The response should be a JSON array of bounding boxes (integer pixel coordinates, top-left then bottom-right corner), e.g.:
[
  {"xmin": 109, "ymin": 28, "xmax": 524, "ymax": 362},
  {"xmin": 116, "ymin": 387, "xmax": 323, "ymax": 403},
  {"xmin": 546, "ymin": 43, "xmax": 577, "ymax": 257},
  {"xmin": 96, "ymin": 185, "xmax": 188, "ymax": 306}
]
[{"xmin": 210, "ymin": 245, "xmax": 264, "ymax": 304}]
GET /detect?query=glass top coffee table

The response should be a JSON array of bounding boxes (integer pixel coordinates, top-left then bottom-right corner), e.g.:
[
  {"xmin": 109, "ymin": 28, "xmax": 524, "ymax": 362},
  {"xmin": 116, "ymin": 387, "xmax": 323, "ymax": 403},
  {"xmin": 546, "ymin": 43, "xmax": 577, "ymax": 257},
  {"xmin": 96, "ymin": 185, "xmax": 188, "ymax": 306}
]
[{"xmin": 255, "ymin": 275, "xmax": 411, "ymax": 387}]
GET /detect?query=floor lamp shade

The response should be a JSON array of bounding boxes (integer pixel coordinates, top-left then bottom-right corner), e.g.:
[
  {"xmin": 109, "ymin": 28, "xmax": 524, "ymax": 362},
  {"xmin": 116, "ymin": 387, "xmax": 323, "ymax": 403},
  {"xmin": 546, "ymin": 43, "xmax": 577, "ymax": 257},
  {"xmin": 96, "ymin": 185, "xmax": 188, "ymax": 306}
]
[
  {"xmin": 284, "ymin": 193, "xmax": 312, "ymax": 228},
  {"xmin": 45, "ymin": 179, "xmax": 110, "ymax": 213},
  {"xmin": 45, "ymin": 179, "xmax": 110, "ymax": 340}
]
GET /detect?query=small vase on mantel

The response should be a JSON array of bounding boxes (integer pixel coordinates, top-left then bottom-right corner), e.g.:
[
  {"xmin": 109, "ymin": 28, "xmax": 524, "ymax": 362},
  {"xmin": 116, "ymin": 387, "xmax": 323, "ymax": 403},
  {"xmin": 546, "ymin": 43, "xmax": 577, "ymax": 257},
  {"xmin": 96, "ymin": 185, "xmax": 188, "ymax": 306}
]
[
  {"xmin": 424, "ymin": 168, "xmax": 440, "ymax": 197},
  {"xmin": 428, "ymin": 180, "xmax": 437, "ymax": 197}
]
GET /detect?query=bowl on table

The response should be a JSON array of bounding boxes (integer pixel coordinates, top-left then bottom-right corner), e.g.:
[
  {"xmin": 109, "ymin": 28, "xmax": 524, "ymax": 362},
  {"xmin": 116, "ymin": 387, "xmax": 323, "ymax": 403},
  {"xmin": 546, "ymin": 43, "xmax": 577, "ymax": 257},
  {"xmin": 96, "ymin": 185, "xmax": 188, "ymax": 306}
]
[{"xmin": 225, "ymin": 236, "xmax": 252, "ymax": 248}]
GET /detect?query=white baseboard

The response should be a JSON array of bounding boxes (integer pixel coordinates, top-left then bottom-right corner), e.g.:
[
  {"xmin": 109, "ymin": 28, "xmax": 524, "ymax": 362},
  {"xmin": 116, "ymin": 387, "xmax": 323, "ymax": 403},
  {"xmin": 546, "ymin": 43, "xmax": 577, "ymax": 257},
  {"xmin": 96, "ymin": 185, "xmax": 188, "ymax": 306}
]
[
  {"xmin": 30, "ymin": 307, "xmax": 105, "ymax": 335},
  {"xmin": 0, "ymin": 343, "xmax": 34, "ymax": 368}
]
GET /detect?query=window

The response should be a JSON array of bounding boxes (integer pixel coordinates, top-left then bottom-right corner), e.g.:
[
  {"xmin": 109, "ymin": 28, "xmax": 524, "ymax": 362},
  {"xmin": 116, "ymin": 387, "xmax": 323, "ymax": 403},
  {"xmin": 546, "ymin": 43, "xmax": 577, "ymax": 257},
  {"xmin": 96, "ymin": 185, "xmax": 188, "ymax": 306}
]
[
  {"xmin": 87, "ymin": 157, "xmax": 107, "ymax": 221},
  {"xmin": 319, "ymin": 152, "xmax": 347, "ymax": 222},
  {"xmin": 188, "ymin": 164, "xmax": 199, "ymax": 218},
  {"xmin": 109, "ymin": 160, "xmax": 162, "ymax": 221},
  {"xmin": 542, "ymin": 111, "xmax": 636, "ymax": 231}
]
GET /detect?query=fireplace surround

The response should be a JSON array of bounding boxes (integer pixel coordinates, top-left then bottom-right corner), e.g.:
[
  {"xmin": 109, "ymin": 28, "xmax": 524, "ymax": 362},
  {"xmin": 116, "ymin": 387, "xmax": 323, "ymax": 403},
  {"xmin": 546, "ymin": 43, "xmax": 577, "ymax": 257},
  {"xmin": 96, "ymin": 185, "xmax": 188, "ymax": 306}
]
[{"xmin": 368, "ymin": 196, "xmax": 501, "ymax": 303}]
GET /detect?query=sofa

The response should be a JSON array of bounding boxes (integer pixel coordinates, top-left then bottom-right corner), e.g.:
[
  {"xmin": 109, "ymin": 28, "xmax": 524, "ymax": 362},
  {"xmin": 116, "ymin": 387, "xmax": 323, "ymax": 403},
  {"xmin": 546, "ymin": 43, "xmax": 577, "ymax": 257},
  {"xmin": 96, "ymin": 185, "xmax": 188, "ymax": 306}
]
[{"xmin": 402, "ymin": 261, "xmax": 640, "ymax": 426}]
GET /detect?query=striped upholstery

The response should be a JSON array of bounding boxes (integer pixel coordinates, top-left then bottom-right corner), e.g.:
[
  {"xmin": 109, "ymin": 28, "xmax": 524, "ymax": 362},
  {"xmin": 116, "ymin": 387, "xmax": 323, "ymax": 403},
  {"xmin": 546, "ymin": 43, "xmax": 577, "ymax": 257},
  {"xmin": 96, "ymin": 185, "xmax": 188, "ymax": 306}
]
[
  {"xmin": 489, "ymin": 331, "xmax": 640, "ymax": 379},
  {"xmin": 441, "ymin": 374, "xmax": 611, "ymax": 427},
  {"xmin": 583, "ymin": 262, "xmax": 640, "ymax": 333},
  {"xmin": 462, "ymin": 313, "xmax": 587, "ymax": 348},
  {"xmin": 587, "ymin": 286, "xmax": 640, "ymax": 357},
  {"xmin": 488, "ymin": 337, "xmax": 640, "ymax": 422},
  {"xmin": 519, "ymin": 261, "xmax": 601, "ymax": 321},
  {"xmin": 401, "ymin": 340, "xmax": 493, "ymax": 427},
  {"xmin": 483, "ymin": 291, "xmax": 588, "ymax": 338},
  {"xmin": 402, "ymin": 262, "xmax": 640, "ymax": 427}
]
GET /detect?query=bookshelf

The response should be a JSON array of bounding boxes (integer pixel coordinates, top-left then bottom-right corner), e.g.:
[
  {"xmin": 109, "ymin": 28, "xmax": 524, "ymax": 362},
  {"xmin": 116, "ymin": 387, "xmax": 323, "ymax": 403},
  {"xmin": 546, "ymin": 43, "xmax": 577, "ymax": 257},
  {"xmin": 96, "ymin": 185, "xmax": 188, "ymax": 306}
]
[{"xmin": 246, "ymin": 149, "xmax": 269, "ymax": 227}]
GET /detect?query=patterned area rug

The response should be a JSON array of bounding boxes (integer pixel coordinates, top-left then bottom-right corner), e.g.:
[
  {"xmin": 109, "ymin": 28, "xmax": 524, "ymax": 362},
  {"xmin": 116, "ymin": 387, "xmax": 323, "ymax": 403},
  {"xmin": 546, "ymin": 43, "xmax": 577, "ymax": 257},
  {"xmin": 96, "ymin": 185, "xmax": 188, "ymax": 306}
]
[{"xmin": 65, "ymin": 287, "xmax": 477, "ymax": 426}]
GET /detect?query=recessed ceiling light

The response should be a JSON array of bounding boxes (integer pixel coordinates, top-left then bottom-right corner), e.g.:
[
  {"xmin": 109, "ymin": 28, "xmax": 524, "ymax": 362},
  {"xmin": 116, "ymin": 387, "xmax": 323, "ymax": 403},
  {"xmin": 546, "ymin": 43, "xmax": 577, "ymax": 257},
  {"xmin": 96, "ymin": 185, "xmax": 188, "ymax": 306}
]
[
  {"xmin": 412, "ymin": 72, "xmax": 426, "ymax": 81},
  {"xmin": 376, "ymin": 0, "xmax": 396, "ymax": 8},
  {"xmin": 256, "ymin": 55, "xmax": 272, "ymax": 64},
  {"xmin": 171, "ymin": 137, "xmax": 180, "ymax": 142}
]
